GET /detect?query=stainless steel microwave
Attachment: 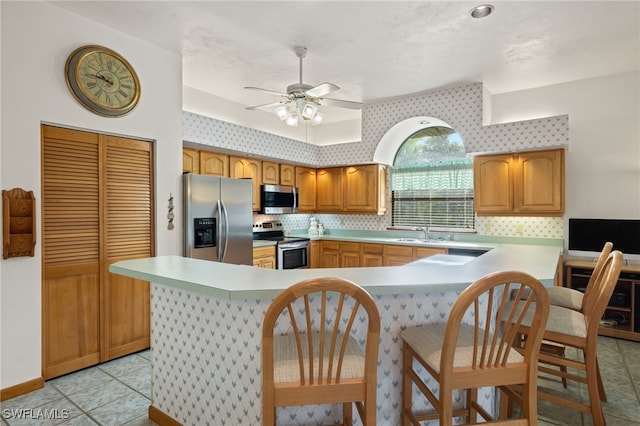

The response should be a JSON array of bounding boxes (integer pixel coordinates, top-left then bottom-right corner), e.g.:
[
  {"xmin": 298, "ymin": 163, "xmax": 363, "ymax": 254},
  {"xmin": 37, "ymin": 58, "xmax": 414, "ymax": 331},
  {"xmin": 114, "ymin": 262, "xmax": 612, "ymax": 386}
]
[{"xmin": 260, "ymin": 184, "xmax": 298, "ymax": 214}]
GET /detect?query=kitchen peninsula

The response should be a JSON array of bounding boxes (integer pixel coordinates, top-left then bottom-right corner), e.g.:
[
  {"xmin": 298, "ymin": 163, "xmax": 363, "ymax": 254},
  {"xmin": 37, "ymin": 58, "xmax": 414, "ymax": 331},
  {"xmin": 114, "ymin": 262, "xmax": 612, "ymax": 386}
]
[{"xmin": 110, "ymin": 243, "xmax": 562, "ymax": 425}]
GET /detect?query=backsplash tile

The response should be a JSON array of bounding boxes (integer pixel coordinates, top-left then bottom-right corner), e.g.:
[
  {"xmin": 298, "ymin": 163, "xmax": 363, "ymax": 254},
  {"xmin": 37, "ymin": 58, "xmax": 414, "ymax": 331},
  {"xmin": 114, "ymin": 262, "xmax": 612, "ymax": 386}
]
[{"xmin": 258, "ymin": 214, "xmax": 564, "ymax": 239}]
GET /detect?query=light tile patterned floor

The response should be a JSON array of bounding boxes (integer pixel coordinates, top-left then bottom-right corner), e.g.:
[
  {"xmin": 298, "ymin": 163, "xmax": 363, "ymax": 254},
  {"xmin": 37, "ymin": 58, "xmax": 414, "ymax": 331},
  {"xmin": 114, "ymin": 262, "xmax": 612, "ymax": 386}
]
[
  {"xmin": 1, "ymin": 350, "xmax": 155, "ymax": 426},
  {"xmin": 1, "ymin": 337, "xmax": 639, "ymax": 425}
]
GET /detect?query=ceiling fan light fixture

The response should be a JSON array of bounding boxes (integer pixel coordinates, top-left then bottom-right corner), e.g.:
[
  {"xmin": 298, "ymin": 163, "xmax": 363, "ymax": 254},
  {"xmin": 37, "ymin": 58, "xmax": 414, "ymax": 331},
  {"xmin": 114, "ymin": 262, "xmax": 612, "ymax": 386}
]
[
  {"xmin": 301, "ymin": 102, "xmax": 318, "ymax": 119},
  {"xmin": 275, "ymin": 106, "xmax": 289, "ymax": 120},
  {"xmin": 245, "ymin": 46, "xmax": 361, "ymax": 127},
  {"xmin": 311, "ymin": 112, "xmax": 323, "ymax": 126},
  {"xmin": 285, "ymin": 114, "xmax": 299, "ymax": 127}
]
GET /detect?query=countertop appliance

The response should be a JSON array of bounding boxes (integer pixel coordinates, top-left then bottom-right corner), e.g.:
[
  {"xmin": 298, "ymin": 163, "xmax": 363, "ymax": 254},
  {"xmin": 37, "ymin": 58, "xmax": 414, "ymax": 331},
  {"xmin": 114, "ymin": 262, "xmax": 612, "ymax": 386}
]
[
  {"xmin": 259, "ymin": 184, "xmax": 297, "ymax": 214},
  {"xmin": 253, "ymin": 221, "xmax": 310, "ymax": 269},
  {"xmin": 184, "ymin": 173, "xmax": 253, "ymax": 265}
]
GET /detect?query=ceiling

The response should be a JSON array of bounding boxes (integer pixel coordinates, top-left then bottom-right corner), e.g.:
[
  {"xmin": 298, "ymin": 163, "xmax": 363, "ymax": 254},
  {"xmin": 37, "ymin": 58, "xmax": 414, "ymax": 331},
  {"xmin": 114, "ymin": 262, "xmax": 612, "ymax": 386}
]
[{"xmin": 51, "ymin": 1, "xmax": 639, "ymax": 124}]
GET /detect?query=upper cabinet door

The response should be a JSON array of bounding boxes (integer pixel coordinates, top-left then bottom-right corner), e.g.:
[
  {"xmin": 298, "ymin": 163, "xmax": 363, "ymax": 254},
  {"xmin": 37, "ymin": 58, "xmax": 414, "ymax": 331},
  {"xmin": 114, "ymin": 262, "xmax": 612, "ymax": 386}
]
[
  {"xmin": 474, "ymin": 149, "xmax": 565, "ymax": 216},
  {"xmin": 182, "ymin": 148, "xmax": 200, "ymax": 174},
  {"xmin": 295, "ymin": 167, "xmax": 316, "ymax": 212},
  {"xmin": 262, "ymin": 161, "xmax": 279, "ymax": 185},
  {"xmin": 200, "ymin": 151, "xmax": 229, "ymax": 177},
  {"xmin": 343, "ymin": 164, "xmax": 387, "ymax": 214},
  {"xmin": 316, "ymin": 167, "xmax": 343, "ymax": 212},
  {"xmin": 473, "ymin": 154, "xmax": 514, "ymax": 214},
  {"xmin": 514, "ymin": 149, "xmax": 565, "ymax": 213},
  {"xmin": 230, "ymin": 156, "xmax": 262, "ymax": 211},
  {"xmin": 280, "ymin": 164, "xmax": 295, "ymax": 186}
]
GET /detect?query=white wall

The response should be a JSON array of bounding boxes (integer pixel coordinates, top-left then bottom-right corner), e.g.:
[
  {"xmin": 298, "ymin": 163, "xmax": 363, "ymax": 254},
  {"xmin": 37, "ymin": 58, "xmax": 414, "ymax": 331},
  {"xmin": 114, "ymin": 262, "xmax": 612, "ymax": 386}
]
[
  {"xmin": 0, "ymin": 2, "xmax": 183, "ymax": 389},
  {"xmin": 491, "ymin": 72, "xmax": 640, "ymax": 227}
]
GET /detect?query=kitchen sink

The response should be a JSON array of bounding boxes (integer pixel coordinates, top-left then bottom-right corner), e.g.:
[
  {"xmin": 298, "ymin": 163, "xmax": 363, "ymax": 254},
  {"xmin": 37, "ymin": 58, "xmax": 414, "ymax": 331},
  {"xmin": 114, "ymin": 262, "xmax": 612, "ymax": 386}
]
[{"xmin": 393, "ymin": 238, "xmax": 453, "ymax": 244}]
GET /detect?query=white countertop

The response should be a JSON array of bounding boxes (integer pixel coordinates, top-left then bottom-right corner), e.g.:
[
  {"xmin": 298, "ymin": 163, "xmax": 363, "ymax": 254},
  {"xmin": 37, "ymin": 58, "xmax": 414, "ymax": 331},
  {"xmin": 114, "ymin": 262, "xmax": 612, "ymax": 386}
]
[{"xmin": 109, "ymin": 244, "xmax": 562, "ymax": 300}]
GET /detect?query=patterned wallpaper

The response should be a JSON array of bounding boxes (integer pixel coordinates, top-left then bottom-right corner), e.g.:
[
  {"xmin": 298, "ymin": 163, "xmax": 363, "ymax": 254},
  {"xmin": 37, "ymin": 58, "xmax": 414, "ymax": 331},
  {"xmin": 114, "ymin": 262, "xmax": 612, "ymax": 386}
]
[
  {"xmin": 182, "ymin": 82, "xmax": 569, "ymax": 239},
  {"xmin": 182, "ymin": 112, "xmax": 320, "ymax": 165},
  {"xmin": 151, "ymin": 282, "xmax": 495, "ymax": 425}
]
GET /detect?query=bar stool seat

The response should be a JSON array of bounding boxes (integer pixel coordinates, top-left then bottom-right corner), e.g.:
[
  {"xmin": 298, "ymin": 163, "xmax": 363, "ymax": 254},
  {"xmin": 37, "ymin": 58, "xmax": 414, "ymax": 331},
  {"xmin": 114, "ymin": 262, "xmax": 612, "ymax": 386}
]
[{"xmin": 400, "ymin": 270, "xmax": 550, "ymax": 426}]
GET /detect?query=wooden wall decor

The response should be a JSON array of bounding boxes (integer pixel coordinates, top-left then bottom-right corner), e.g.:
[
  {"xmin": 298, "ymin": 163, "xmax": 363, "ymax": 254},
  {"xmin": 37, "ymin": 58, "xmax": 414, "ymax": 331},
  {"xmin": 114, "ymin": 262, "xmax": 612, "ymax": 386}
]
[{"xmin": 2, "ymin": 188, "xmax": 36, "ymax": 259}]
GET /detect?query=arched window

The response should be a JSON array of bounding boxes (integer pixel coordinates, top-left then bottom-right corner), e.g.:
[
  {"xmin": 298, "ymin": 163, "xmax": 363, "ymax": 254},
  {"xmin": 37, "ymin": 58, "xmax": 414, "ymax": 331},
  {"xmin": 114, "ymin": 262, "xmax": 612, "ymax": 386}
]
[{"xmin": 391, "ymin": 126, "xmax": 474, "ymax": 229}]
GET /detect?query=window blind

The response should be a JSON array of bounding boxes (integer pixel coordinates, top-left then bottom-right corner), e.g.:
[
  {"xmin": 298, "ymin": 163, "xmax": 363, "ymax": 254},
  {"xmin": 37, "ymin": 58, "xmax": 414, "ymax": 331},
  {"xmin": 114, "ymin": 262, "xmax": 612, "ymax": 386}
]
[{"xmin": 391, "ymin": 161, "xmax": 474, "ymax": 229}]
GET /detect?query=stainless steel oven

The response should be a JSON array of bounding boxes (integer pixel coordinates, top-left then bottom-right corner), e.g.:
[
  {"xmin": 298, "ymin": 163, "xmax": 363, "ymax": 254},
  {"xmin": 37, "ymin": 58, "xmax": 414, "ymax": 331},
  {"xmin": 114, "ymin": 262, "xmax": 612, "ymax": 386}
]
[
  {"xmin": 253, "ymin": 220, "xmax": 310, "ymax": 269},
  {"xmin": 277, "ymin": 239, "xmax": 310, "ymax": 270}
]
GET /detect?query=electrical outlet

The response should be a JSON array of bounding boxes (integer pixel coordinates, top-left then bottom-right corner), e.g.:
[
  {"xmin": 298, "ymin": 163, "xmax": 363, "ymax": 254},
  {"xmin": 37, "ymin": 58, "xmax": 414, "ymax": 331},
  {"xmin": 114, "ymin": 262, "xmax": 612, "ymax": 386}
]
[
  {"xmin": 484, "ymin": 223, "xmax": 492, "ymax": 233},
  {"xmin": 515, "ymin": 223, "xmax": 523, "ymax": 235}
]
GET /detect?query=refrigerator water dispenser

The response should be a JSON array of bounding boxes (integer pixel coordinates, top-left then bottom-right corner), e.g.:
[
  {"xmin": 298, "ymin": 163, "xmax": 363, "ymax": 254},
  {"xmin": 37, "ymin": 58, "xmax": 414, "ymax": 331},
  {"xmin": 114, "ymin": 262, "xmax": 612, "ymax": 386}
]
[{"xmin": 193, "ymin": 218, "xmax": 216, "ymax": 248}]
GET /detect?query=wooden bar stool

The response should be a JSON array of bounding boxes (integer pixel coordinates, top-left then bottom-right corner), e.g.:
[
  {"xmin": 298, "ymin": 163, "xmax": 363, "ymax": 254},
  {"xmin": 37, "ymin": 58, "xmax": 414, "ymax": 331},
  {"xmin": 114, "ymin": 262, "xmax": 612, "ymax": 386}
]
[
  {"xmin": 261, "ymin": 277, "xmax": 380, "ymax": 425},
  {"xmin": 505, "ymin": 251, "xmax": 623, "ymax": 426},
  {"xmin": 400, "ymin": 270, "xmax": 550, "ymax": 425}
]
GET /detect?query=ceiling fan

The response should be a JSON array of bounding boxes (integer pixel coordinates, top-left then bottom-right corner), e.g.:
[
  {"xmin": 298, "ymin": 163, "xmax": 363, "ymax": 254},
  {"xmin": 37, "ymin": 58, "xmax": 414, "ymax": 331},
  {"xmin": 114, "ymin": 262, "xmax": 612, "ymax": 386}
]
[{"xmin": 244, "ymin": 46, "xmax": 362, "ymax": 126}]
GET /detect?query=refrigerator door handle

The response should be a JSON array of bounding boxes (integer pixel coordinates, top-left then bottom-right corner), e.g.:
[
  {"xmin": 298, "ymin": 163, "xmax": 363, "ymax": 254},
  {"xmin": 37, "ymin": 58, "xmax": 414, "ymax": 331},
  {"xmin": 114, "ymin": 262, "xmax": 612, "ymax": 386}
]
[
  {"xmin": 216, "ymin": 200, "xmax": 224, "ymax": 262},
  {"xmin": 219, "ymin": 199, "xmax": 230, "ymax": 262}
]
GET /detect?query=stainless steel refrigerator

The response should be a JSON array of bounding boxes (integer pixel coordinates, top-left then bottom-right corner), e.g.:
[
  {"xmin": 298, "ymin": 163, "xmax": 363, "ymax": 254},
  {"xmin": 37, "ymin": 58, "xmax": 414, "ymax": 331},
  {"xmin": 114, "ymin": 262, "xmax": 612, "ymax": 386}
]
[{"xmin": 183, "ymin": 173, "xmax": 253, "ymax": 265}]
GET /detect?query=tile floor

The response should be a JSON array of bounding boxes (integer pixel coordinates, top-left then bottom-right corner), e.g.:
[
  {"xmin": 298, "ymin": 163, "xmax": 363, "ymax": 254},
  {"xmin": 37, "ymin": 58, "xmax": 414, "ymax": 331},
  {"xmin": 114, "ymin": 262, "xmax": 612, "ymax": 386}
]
[
  {"xmin": 1, "ymin": 350, "xmax": 155, "ymax": 426},
  {"xmin": 1, "ymin": 337, "xmax": 639, "ymax": 425}
]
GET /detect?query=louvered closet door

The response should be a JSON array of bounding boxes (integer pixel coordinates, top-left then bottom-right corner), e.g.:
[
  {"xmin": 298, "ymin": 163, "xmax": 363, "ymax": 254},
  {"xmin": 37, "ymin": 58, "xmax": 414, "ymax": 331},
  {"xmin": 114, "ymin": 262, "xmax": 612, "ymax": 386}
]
[
  {"xmin": 102, "ymin": 135, "xmax": 154, "ymax": 360},
  {"xmin": 42, "ymin": 126, "xmax": 154, "ymax": 378},
  {"xmin": 42, "ymin": 126, "xmax": 101, "ymax": 379}
]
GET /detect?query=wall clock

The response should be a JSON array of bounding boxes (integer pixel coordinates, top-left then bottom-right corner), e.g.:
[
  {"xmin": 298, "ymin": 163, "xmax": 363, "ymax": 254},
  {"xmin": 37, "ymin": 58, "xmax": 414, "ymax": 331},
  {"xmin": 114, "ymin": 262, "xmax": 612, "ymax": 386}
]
[{"xmin": 65, "ymin": 45, "xmax": 141, "ymax": 117}]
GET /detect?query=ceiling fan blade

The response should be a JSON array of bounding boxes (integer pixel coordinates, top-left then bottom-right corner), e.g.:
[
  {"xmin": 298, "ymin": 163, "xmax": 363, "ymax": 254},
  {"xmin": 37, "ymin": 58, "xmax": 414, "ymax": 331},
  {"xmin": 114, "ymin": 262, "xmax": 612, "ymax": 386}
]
[
  {"xmin": 245, "ymin": 101, "xmax": 287, "ymax": 110},
  {"xmin": 304, "ymin": 82, "xmax": 340, "ymax": 98},
  {"xmin": 244, "ymin": 86, "xmax": 288, "ymax": 97},
  {"xmin": 320, "ymin": 97, "xmax": 363, "ymax": 110}
]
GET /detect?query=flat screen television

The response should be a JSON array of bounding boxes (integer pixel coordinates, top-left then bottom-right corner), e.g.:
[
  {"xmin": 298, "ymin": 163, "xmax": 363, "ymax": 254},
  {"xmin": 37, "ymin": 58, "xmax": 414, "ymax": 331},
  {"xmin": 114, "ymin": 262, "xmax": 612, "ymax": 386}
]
[{"xmin": 568, "ymin": 218, "xmax": 640, "ymax": 261}]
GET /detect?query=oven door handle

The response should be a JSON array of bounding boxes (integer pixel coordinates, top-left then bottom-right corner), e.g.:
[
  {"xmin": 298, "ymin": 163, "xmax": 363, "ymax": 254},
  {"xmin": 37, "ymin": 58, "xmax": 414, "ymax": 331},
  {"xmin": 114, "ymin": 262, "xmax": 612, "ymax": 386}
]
[{"xmin": 278, "ymin": 242, "xmax": 309, "ymax": 249}]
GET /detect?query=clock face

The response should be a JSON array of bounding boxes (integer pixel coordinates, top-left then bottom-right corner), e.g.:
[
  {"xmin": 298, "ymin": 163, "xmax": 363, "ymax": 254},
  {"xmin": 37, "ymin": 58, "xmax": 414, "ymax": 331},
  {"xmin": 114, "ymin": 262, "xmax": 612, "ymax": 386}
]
[{"xmin": 65, "ymin": 45, "xmax": 140, "ymax": 117}]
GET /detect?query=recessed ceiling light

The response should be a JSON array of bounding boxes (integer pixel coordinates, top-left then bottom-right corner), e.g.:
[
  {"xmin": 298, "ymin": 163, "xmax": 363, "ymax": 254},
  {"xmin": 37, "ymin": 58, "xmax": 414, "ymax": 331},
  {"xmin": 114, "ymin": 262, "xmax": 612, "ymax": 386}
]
[{"xmin": 470, "ymin": 4, "xmax": 494, "ymax": 18}]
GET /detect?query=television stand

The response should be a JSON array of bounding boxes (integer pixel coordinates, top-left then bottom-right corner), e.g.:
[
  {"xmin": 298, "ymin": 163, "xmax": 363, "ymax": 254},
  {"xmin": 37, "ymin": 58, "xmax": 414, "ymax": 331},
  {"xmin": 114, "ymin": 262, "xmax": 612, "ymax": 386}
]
[{"xmin": 565, "ymin": 258, "xmax": 640, "ymax": 342}]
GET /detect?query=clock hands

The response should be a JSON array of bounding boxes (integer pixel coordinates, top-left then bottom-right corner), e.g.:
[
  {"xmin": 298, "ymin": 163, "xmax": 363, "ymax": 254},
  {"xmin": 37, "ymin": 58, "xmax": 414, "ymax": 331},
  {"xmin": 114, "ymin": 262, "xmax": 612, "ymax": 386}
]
[
  {"xmin": 84, "ymin": 72, "xmax": 114, "ymax": 86},
  {"xmin": 95, "ymin": 73, "xmax": 114, "ymax": 86}
]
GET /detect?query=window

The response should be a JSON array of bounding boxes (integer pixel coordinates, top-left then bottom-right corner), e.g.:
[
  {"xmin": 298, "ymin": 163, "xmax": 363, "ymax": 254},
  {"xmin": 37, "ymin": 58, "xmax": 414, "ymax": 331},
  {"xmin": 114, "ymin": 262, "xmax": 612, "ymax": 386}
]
[{"xmin": 391, "ymin": 126, "xmax": 474, "ymax": 229}]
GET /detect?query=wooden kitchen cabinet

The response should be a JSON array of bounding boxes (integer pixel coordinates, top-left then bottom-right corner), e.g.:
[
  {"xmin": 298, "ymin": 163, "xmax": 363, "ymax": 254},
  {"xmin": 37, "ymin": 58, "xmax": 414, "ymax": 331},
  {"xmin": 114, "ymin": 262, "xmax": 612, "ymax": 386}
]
[
  {"xmin": 230, "ymin": 156, "xmax": 262, "ymax": 211},
  {"xmin": 383, "ymin": 244, "xmax": 446, "ymax": 266},
  {"xmin": 315, "ymin": 164, "xmax": 387, "ymax": 214},
  {"xmin": 415, "ymin": 246, "xmax": 447, "ymax": 260},
  {"xmin": 319, "ymin": 240, "xmax": 445, "ymax": 268},
  {"xmin": 295, "ymin": 166, "xmax": 317, "ymax": 212},
  {"xmin": 340, "ymin": 242, "xmax": 361, "ymax": 268},
  {"xmin": 383, "ymin": 244, "xmax": 415, "ymax": 266},
  {"xmin": 262, "ymin": 161, "xmax": 280, "ymax": 185},
  {"xmin": 474, "ymin": 149, "xmax": 564, "ymax": 216},
  {"xmin": 182, "ymin": 147, "xmax": 200, "ymax": 174},
  {"xmin": 253, "ymin": 245, "xmax": 276, "ymax": 269},
  {"xmin": 200, "ymin": 151, "xmax": 229, "ymax": 177},
  {"xmin": 473, "ymin": 153, "xmax": 512, "ymax": 213},
  {"xmin": 316, "ymin": 167, "xmax": 344, "ymax": 212},
  {"xmin": 310, "ymin": 240, "xmax": 320, "ymax": 268},
  {"xmin": 319, "ymin": 240, "xmax": 340, "ymax": 268},
  {"xmin": 361, "ymin": 243, "xmax": 384, "ymax": 267},
  {"xmin": 515, "ymin": 149, "xmax": 564, "ymax": 213},
  {"xmin": 343, "ymin": 164, "xmax": 387, "ymax": 214},
  {"xmin": 280, "ymin": 164, "xmax": 295, "ymax": 186}
]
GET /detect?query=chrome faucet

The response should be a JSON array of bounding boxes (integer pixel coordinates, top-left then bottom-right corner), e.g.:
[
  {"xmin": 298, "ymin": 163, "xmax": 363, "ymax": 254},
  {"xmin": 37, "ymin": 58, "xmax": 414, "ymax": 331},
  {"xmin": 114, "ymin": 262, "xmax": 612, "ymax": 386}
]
[{"xmin": 414, "ymin": 225, "xmax": 429, "ymax": 241}]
